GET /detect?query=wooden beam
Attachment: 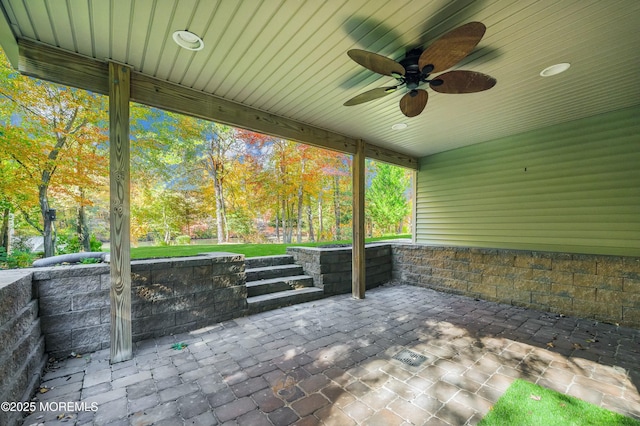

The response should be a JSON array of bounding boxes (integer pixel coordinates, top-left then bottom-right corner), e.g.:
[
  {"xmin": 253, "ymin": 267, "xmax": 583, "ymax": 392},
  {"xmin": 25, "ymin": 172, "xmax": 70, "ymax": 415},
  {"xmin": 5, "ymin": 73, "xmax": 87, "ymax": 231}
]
[
  {"xmin": 109, "ymin": 62, "xmax": 132, "ymax": 363},
  {"xmin": 17, "ymin": 39, "xmax": 418, "ymax": 169},
  {"xmin": 0, "ymin": 5, "xmax": 18, "ymax": 68},
  {"xmin": 130, "ymin": 72, "xmax": 357, "ymax": 155},
  {"xmin": 365, "ymin": 142, "xmax": 418, "ymax": 170},
  {"xmin": 18, "ymin": 39, "xmax": 109, "ymax": 94},
  {"xmin": 352, "ymin": 139, "xmax": 366, "ymax": 299}
]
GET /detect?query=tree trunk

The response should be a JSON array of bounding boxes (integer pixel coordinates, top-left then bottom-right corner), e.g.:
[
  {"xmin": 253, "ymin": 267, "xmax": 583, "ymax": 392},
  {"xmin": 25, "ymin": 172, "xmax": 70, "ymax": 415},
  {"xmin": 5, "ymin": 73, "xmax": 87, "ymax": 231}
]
[
  {"xmin": 333, "ymin": 176, "xmax": 341, "ymax": 240},
  {"xmin": 213, "ymin": 173, "xmax": 225, "ymax": 244},
  {"xmin": 275, "ymin": 197, "xmax": 280, "ymax": 243},
  {"xmin": 77, "ymin": 187, "xmax": 91, "ymax": 251},
  {"xmin": 288, "ymin": 203, "xmax": 294, "ymax": 243},
  {"xmin": 296, "ymin": 158, "xmax": 306, "ymax": 243},
  {"xmin": 39, "ymin": 184, "xmax": 54, "ymax": 257},
  {"xmin": 281, "ymin": 198, "xmax": 287, "ymax": 243},
  {"xmin": 307, "ymin": 198, "xmax": 315, "ymax": 243},
  {"xmin": 162, "ymin": 205, "xmax": 171, "ymax": 244},
  {"xmin": 0, "ymin": 207, "xmax": 9, "ymax": 254},
  {"xmin": 318, "ymin": 194, "xmax": 323, "ymax": 241},
  {"xmin": 220, "ymin": 182, "xmax": 229, "ymax": 242}
]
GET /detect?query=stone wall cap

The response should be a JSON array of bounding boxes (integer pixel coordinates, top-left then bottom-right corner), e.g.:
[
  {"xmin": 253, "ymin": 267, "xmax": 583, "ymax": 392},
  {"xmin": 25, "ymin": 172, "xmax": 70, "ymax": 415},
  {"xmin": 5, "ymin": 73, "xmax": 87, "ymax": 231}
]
[
  {"xmin": 393, "ymin": 243, "xmax": 639, "ymax": 260},
  {"xmin": 287, "ymin": 242, "xmax": 393, "ymax": 253},
  {"xmin": 199, "ymin": 252, "xmax": 244, "ymax": 261},
  {"xmin": 130, "ymin": 252, "xmax": 243, "ymax": 267},
  {"xmin": 32, "ymin": 263, "xmax": 109, "ymax": 280},
  {"xmin": 0, "ymin": 270, "xmax": 34, "ymax": 288}
]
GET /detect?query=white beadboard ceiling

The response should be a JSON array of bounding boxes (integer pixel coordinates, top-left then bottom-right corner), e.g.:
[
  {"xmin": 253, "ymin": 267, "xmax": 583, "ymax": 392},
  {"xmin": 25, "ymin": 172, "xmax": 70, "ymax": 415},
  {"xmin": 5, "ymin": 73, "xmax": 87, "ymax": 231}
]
[{"xmin": 1, "ymin": 0, "xmax": 639, "ymax": 158}]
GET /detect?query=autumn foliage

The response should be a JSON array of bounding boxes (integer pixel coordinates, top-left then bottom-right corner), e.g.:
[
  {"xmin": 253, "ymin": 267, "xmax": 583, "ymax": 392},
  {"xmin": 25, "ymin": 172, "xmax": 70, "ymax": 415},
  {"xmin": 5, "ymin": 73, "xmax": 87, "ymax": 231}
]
[{"xmin": 0, "ymin": 47, "xmax": 411, "ymax": 261}]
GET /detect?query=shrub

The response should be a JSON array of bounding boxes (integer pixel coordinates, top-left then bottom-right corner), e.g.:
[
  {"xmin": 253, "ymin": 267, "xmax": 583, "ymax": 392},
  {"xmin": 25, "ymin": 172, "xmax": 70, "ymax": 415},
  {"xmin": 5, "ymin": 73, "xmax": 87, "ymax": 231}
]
[
  {"xmin": 5, "ymin": 250, "xmax": 37, "ymax": 268},
  {"xmin": 90, "ymin": 235, "xmax": 103, "ymax": 251},
  {"xmin": 0, "ymin": 247, "xmax": 6, "ymax": 269},
  {"xmin": 56, "ymin": 234, "xmax": 80, "ymax": 254},
  {"xmin": 244, "ymin": 232, "xmax": 269, "ymax": 244},
  {"xmin": 175, "ymin": 235, "xmax": 191, "ymax": 245},
  {"xmin": 153, "ymin": 237, "xmax": 170, "ymax": 246},
  {"xmin": 56, "ymin": 232, "xmax": 103, "ymax": 255}
]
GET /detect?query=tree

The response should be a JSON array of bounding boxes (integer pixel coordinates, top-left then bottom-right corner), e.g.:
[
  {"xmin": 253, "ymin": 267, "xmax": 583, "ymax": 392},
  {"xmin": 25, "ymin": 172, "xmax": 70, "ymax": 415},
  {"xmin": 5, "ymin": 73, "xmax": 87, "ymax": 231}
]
[
  {"xmin": 366, "ymin": 161, "xmax": 411, "ymax": 235},
  {"xmin": 0, "ymin": 51, "xmax": 107, "ymax": 257},
  {"xmin": 199, "ymin": 124, "xmax": 238, "ymax": 243}
]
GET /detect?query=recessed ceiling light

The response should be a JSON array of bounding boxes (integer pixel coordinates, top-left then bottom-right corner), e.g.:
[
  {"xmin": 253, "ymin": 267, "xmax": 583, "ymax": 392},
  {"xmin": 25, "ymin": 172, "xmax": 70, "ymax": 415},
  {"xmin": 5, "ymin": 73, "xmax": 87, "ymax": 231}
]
[
  {"xmin": 540, "ymin": 63, "xmax": 570, "ymax": 77},
  {"xmin": 172, "ymin": 30, "xmax": 204, "ymax": 51},
  {"xmin": 392, "ymin": 123, "xmax": 408, "ymax": 130}
]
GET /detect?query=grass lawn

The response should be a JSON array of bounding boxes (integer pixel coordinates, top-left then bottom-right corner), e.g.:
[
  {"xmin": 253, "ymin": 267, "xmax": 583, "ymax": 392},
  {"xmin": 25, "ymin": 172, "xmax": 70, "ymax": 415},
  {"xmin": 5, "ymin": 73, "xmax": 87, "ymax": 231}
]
[
  {"xmin": 129, "ymin": 234, "xmax": 410, "ymax": 259},
  {"xmin": 479, "ymin": 379, "xmax": 640, "ymax": 426}
]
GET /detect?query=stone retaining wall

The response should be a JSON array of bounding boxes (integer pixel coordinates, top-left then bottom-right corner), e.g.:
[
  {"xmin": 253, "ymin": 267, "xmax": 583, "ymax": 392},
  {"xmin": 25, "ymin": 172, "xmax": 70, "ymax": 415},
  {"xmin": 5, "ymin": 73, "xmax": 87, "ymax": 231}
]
[
  {"xmin": 287, "ymin": 244, "xmax": 392, "ymax": 295},
  {"xmin": 392, "ymin": 244, "xmax": 640, "ymax": 328},
  {"xmin": 0, "ymin": 271, "xmax": 47, "ymax": 426},
  {"xmin": 32, "ymin": 253, "xmax": 246, "ymax": 358}
]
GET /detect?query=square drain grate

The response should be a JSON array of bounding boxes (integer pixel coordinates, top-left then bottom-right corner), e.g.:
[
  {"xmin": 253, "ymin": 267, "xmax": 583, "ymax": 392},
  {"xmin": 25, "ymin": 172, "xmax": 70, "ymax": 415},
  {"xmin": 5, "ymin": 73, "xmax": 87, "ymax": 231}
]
[{"xmin": 392, "ymin": 349, "xmax": 428, "ymax": 367}]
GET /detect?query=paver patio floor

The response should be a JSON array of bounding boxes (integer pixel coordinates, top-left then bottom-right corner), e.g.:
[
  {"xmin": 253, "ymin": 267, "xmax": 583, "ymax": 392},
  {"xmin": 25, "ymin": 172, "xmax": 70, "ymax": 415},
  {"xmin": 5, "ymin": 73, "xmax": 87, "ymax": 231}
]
[{"xmin": 24, "ymin": 284, "xmax": 640, "ymax": 425}]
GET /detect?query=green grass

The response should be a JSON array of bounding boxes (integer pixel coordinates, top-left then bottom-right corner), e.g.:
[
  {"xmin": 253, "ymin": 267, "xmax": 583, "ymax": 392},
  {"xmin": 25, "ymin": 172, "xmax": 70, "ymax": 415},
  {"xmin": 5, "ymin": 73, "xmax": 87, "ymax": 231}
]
[
  {"xmin": 129, "ymin": 234, "xmax": 410, "ymax": 260},
  {"xmin": 479, "ymin": 379, "xmax": 640, "ymax": 426}
]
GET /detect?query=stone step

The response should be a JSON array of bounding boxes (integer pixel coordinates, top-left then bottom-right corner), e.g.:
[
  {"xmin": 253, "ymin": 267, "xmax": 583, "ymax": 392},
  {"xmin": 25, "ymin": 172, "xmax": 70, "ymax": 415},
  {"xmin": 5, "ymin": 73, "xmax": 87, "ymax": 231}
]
[
  {"xmin": 246, "ymin": 275, "xmax": 314, "ymax": 297},
  {"xmin": 245, "ymin": 255, "xmax": 295, "ymax": 269},
  {"xmin": 247, "ymin": 287, "xmax": 325, "ymax": 314},
  {"xmin": 245, "ymin": 264, "xmax": 304, "ymax": 282}
]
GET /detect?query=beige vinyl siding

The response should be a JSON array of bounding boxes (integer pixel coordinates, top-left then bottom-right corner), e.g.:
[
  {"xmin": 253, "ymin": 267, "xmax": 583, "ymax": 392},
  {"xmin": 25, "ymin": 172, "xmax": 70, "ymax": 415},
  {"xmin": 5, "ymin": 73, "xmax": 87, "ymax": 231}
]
[{"xmin": 416, "ymin": 105, "xmax": 640, "ymax": 256}]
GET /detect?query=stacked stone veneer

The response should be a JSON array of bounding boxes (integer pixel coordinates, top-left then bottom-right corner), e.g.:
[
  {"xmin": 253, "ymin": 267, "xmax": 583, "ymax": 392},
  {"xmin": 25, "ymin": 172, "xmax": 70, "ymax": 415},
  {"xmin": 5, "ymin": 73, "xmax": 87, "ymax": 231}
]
[
  {"xmin": 287, "ymin": 244, "xmax": 392, "ymax": 295},
  {"xmin": 0, "ymin": 271, "xmax": 47, "ymax": 426},
  {"xmin": 32, "ymin": 253, "xmax": 246, "ymax": 358},
  {"xmin": 392, "ymin": 244, "xmax": 640, "ymax": 328}
]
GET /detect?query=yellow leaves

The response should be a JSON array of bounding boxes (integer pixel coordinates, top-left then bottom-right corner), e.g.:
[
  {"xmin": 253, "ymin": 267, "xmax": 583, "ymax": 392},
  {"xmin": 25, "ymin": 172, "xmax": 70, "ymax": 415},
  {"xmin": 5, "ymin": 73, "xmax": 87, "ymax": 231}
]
[{"xmin": 0, "ymin": 59, "xmax": 108, "ymax": 209}]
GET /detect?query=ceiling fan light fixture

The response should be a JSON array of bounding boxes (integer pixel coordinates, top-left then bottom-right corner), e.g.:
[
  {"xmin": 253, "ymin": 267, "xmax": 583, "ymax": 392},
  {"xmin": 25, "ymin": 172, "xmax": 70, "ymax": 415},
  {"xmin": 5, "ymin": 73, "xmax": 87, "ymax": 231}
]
[
  {"xmin": 540, "ymin": 63, "xmax": 570, "ymax": 77},
  {"xmin": 173, "ymin": 30, "xmax": 204, "ymax": 51},
  {"xmin": 392, "ymin": 123, "xmax": 408, "ymax": 130}
]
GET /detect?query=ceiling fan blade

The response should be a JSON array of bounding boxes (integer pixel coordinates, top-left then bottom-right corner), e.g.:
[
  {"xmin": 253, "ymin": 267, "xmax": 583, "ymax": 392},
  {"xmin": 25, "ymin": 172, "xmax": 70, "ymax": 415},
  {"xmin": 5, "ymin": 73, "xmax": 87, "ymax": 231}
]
[
  {"xmin": 430, "ymin": 70, "xmax": 496, "ymax": 93},
  {"xmin": 344, "ymin": 86, "xmax": 398, "ymax": 106},
  {"xmin": 399, "ymin": 89, "xmax": 428, "ymax": 117},
  {"xmin": 347, "ymin": 49, "xmax": 405, "ymax": 77},
  {"xmin": 418, "ymin": 22, "xmax": 486, "ymax": 73}
]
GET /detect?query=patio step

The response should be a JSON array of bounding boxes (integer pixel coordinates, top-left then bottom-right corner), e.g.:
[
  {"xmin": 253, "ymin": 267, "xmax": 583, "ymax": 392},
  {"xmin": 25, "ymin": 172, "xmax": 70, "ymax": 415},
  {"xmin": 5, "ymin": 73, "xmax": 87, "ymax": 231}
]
[
  {"xmin": 245, "ymin": 255, "xmax": 295, "ymax": 269},
  {"xmin": 245, "ymin": 264, "xmax": 304, "ymax": 281},
  {"xmin": 245, "ymin": 254, "xmax": 324, "ymax": 314},
  {"xmin": 246, "ymin": 275, "xmax": 314, "ymax": 297},
  {"xmin": 247, "ymin": 287, "xmax": 325, "ymax": 314}
]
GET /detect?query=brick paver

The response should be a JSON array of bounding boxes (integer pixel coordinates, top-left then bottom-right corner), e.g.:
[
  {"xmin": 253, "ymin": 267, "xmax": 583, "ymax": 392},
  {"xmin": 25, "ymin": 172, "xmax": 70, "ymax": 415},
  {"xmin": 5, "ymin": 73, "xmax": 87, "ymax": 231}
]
[{"xmin": 21, "ymin": 284, "xmax": 640, "ymax": 425}]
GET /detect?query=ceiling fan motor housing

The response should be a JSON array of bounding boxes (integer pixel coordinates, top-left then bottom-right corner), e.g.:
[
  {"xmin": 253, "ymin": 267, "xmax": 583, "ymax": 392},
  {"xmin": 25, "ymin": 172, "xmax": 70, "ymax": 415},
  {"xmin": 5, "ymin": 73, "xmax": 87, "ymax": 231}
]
[{"xmin": 399, "ymin": 48, "xmax": 431, "ymax": 89}]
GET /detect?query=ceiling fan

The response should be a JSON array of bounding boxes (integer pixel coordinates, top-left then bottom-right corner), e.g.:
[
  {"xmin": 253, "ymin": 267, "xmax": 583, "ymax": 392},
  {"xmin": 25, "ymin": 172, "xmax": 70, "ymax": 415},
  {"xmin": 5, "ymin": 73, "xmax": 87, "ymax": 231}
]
[{"xmin": 344, "ymin": 22, "xmax": 496, "ymax": 117}]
